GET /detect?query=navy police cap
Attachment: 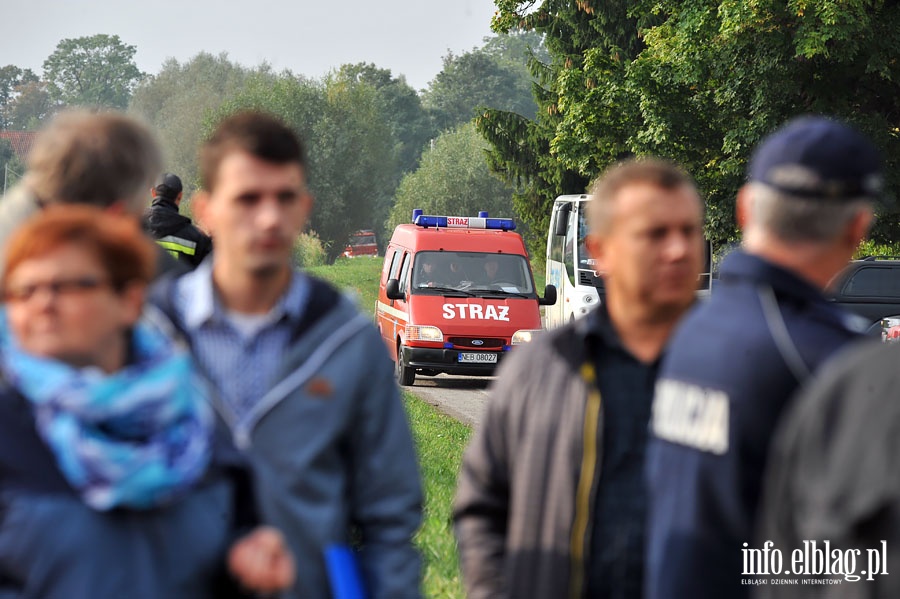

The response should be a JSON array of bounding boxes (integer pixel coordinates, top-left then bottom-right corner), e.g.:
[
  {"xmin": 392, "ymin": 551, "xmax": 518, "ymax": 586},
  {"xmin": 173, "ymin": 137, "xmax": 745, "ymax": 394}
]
[{"xmin": 748, "ymin": 116, "xmax": 883, "ymax": 200}]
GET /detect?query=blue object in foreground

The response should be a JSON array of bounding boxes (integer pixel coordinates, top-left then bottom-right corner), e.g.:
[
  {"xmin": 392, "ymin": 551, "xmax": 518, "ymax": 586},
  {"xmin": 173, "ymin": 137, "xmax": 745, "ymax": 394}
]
[{"xmin": 325, "ymin": 544, "xmax": 367, "ymax": 599}]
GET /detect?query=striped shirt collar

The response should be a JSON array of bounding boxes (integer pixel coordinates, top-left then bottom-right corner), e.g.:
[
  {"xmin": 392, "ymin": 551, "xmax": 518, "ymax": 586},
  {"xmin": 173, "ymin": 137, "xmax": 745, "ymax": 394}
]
[{"xmin": 180, "ymin": 258, "xmax": 308, "ymax": 330}]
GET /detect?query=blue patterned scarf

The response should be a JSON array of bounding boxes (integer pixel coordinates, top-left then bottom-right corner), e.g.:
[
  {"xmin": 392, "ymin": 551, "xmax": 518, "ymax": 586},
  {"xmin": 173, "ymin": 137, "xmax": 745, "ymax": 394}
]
[{"xmin": 0, "ymin": 312, "xmax": 213, "ymax": 511}]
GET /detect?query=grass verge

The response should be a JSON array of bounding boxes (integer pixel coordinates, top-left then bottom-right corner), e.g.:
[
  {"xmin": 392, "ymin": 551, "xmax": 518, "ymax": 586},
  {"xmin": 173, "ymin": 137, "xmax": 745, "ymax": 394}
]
[
  {"xmin": 403, "ymin": 392, "xmax": 471, "ymax": 599},
  {"xmin": 308, "ymin": 258, "xmax": 475, "ymax": 597},
  {"xmin": 305, "ymin": 257, "xmax": 381, "ymax": 317}
]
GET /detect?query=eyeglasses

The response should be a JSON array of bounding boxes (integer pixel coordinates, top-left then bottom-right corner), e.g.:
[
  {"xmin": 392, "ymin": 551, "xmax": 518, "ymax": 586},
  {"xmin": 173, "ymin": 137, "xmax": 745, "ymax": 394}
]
[{"xmin": 2, "ymin": 276, "xmax": 111, "ymax": 303}]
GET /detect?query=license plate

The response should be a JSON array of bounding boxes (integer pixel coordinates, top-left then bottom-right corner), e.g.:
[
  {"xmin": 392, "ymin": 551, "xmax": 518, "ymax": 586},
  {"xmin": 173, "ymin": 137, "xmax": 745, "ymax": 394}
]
[{"xmin": 458, "ymin": 352, "xmax": 498, "ymax": 364}]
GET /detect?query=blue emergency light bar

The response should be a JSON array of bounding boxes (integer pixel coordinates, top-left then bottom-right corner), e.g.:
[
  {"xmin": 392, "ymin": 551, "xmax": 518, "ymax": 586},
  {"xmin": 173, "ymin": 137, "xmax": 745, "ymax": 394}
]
[{"xmin": 412, "ymin": 212, "xmax": 516, "ymax": 231}]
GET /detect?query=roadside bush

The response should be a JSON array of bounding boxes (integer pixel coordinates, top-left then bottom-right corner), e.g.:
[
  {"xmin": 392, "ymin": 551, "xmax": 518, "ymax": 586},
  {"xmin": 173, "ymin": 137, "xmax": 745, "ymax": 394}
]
[
  {"xmin": 293, "ymin": 230, "xmax": 327, "ymax": 268},
  {"xmin": 854, "ymin": 240, "xmax": 900, "ymax": 259}
]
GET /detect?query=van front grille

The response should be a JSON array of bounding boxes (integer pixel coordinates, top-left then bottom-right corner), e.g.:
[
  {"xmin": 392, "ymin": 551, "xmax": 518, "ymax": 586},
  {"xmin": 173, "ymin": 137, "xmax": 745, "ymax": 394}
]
[{"xmin": 448, "ymin": 337, "xmax": 505, "ymax": 349}]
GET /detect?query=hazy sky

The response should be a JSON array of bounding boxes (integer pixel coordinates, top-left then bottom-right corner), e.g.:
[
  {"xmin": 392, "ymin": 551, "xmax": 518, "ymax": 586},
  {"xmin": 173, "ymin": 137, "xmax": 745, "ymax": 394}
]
[{"xmin": 2, "ymin": 0, "xmax": 499, "ymax": 91}]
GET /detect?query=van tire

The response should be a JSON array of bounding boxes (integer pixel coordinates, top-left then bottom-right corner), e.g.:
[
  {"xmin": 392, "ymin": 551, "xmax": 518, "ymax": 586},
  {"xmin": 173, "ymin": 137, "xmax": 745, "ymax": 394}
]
[{"xmin": 396, "ymin": 343, "xmax": 415, "ymax": 386}]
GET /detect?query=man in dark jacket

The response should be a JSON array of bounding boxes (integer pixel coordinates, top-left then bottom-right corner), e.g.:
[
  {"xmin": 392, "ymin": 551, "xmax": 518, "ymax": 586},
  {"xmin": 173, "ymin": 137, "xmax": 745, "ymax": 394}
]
[
  {"xmin": 454, "ymin": 158, "xmax": 706, "ymax": 599},
  {"xmin": 756, "ymin": 340, "xmax": 898, "ymax": 597},
  {"xmin": 145, "ymin": 173, "xmax": 212, "ymax": 268},
  {"xmin": 645, "ymin": 117, "xmax": 879, "ymax": 599}
]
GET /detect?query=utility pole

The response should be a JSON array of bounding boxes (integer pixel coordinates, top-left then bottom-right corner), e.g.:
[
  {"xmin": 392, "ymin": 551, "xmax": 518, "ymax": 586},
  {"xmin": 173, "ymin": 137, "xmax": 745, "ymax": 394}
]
[{"xmin": 3, "ymin": 162, "xmax": 7, "ymax": 196}]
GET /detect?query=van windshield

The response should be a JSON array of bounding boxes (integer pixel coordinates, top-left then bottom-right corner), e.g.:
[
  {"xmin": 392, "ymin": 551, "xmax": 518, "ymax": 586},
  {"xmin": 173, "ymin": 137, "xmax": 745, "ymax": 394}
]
[{"xmin": 411, "ymin": 251, "xmax": 535, "ymax": 296}]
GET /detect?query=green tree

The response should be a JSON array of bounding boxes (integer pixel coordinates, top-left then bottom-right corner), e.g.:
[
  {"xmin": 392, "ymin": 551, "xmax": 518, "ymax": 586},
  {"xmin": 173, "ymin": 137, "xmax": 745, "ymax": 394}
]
[
  {"xmin": 623, "ymin": 0, "xmax": 900, "ymax": 244},
  {"xmin": 4, "ymin": 81, "xmax": 53, "ymax": 130},
  {"xmin": 313, "ymin": 74, "xmax": 397, "ymax": 261},
  {"xmin": 130, "ymin": 52, "xmax": 259, "ymax": 192},
  {"xmin": 485, "ymin": 1, "xmax": 900, "ymax": 250},
  {"xmin": 423, "ymin": 32, "xmax": 544, "ymax": 132},
  {"xmin": 0, "ymin": 138, "xmax": 25, "ymax": 193},
  {"xmin": 335, "ymin": 63, "xmax": 434, "ymax": 177},
  {"xmin": 388, "ymin": 122, "xmax": 516, "ymax": 232},
  {"xmin": 209, "ymin": 72, "xmax": 396, "ymax": 263},
  {"xmin": 0, "ymin": 65, "xmax": 39, "ymax": 129},
  {"xmin": 42, "ymin": 34, "xmax": 143, "ymax": 109}
]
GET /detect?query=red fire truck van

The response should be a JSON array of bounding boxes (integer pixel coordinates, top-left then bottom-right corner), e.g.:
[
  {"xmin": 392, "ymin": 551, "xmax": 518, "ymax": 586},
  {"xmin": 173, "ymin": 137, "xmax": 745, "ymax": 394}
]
[
  {"xmin": 376, "ymin": 210, "xmax": 557, "ymax": 386},
  {"xmin": 342, "ymin": 229, "xmax": 378, "ymax": 258}
]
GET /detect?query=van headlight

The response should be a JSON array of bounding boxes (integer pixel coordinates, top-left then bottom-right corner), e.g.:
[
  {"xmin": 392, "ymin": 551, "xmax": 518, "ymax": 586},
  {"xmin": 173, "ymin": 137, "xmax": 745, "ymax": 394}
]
[
  {"xmin": 405, "ymin": 325, "xmax": 443, "ymax": 342},
  {"xmin": 511, "ymin": 329, "xmax": 541, "ymax": 345}
]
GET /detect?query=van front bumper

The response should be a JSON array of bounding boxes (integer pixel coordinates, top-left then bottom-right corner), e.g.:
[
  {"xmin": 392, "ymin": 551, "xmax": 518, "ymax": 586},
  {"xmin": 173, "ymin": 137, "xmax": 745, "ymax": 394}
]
[{"xmin": 400, "ymin": 346, "xmax": 505, "ymax": 377}]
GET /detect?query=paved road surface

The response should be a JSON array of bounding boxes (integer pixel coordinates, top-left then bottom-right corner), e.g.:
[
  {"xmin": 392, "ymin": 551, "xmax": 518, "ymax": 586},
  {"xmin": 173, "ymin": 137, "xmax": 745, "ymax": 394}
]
[{"xmin": 406, "ymin": 374, "xmax": 492, "ymax": 427}]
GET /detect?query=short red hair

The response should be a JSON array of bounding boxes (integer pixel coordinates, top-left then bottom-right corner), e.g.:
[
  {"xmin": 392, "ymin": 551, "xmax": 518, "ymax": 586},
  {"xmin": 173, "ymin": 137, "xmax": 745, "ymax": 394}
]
[{"xmin": 2, "ymin": 205, "xmax": 156, "ymax": 293}]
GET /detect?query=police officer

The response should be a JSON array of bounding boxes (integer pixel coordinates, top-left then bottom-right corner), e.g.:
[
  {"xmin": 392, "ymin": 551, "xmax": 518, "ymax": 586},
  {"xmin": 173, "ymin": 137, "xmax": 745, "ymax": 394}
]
[
  {"xmin": 144, "ymin": 173, "xmax": 212, "ymax": 268},
  {"xmin": 645, "ymin": 116, "xmax": 881, "ymax": 599}
]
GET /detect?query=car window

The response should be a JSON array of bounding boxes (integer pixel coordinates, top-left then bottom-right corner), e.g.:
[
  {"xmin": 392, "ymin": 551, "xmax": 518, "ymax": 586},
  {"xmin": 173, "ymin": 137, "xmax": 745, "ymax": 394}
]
[{"xmin": 843, "ymin": 266, "xmax": 900, "ymax": 297}]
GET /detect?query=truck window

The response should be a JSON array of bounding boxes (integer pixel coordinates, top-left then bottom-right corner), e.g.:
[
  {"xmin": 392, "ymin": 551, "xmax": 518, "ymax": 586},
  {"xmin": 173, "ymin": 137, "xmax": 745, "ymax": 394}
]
[
  {"xmin": 563, "ymin": 208, "xmax": 577, "ymax": 287},
  {"xmin": 397, "ymin": 252, "xmax": 411, "ymax": 293},
  {"xmin": 387, "ymin": 249, "xmax": 402, "ymax": 280},
  {"xmin": 549, "ymin": 205, "xmax": 566, "ymax": 264},
  {"xmin": 410, "ymin": 251, "xmax": 535, "ymax": 295},
  {"xmin": 383, "ymin": 248, "xmax": 398, "ymax": 282}
]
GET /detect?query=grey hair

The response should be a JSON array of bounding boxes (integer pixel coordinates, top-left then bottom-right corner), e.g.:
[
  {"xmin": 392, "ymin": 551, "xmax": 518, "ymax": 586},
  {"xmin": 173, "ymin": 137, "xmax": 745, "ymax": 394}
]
[
  {"xmin": 27, "ymin": 109, "xmax": 162, "ymax": 217},
  {"xmin": 746, "ymin": 182, "xmax": 871, "ymax": 243}
]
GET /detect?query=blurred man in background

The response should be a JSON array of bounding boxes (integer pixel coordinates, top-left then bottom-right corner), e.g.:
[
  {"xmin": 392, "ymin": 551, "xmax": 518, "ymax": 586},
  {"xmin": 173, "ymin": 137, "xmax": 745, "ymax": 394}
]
[
  {"xmin": 150, "ymin": 111, "xmax": 422, "ymax": 599},
  {"xmin": 455, "ymin": 158, "xmax": 704, "ymax": 599},
  {"xmin": 144, "ymin": 172, "xmax": 212, "ymax": 268}
]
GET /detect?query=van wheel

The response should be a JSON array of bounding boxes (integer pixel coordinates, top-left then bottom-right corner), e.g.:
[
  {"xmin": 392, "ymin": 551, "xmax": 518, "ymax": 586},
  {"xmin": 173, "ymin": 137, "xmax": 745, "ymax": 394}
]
[{"xmin": 396, "ymin": 343, "xmax": 415, "ymax": 386}]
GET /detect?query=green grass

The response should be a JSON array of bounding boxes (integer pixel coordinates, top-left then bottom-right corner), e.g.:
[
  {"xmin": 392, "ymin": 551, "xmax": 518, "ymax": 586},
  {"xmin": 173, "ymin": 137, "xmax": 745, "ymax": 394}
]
[
  {"xmin": 307, "ymin": 257, "xmax": 472, "ymax": 598},
  {"xmin": 305, "ymin": 257, "xmax": 382, "ymax": 316},
  {"xmin": 404, "ymin": 393, "xmax": 471, "ymax": 599}
]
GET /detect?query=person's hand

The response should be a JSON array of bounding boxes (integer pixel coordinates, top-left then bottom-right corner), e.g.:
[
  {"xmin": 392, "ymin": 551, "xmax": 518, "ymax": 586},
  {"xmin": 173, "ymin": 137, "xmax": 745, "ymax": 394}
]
[{"xmin": 228, "ymin": 526, "xmax": 295, "ymax": 594}]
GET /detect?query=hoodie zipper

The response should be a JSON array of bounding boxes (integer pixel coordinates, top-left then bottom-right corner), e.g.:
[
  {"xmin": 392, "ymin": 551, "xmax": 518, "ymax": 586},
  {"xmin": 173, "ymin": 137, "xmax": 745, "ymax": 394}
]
[{"xmin": 231, "ymin": 314, "xmax": 371, "ymax": 450}]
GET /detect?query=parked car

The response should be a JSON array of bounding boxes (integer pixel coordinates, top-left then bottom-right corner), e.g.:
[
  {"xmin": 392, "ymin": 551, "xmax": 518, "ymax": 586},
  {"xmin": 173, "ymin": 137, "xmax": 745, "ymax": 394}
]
[{"xmin": 828, "ymin": 257, "xmax": 900, "ymax": 337}]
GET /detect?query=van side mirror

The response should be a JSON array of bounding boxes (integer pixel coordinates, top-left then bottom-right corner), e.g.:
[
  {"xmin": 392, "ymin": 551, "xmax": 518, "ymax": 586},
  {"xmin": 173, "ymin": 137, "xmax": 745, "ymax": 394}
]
[
  {"xmin": 386, "ymin": 278, "xmax": 404, "ymax": 301},
  {"xmin": 539, "ymin": 284, "xmax": 557, "ymax": 306}
]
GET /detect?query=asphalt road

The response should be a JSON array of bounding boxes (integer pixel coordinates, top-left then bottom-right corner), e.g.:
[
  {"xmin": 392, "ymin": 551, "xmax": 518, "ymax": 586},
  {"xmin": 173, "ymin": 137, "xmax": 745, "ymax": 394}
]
[{"xmin": 405, "ymin": 374, "xmax": 492, "ymax": 427}]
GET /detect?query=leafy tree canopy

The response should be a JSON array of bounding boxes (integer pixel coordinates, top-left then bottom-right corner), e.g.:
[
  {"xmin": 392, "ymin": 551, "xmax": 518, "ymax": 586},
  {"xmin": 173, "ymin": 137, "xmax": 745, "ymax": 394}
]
[
  {"xmin": 0, "ymin": 138, "xmax": 25, "ymax": 193},
  {"xmin": 334, "ymin": 63, "xmax": 434, "ymax": 178},
  {"xmin": 4, "ymin": 81, "xmax": 53, "ymax": 131},
  {"xmin": 130, "ymin": 52, "xmax": 262, "ymax": 194},
  {"xmin": 487, "ymin": 0, "xmax": 900, "ymax": 249},
  {"xmin": 388, "ymin": 122, "xmax": 516, "ymax": 234},
  {"xmin": 0, "ymin": 65, "xmax": 39, "ymax": 129},
  {"xmin": 43, "ymin": 34, "xmax": 143, "ymax": 110},
  {"xmin": 423, "ymin": 31, "xmax": 545, "ymax": 132}
]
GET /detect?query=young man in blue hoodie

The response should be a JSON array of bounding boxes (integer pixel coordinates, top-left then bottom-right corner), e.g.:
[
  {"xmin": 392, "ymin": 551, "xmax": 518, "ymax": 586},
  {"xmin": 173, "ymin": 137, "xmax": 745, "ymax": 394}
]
[{"xmin": 152, "ymin": 111, "xmax": 423, "ymax": 599}]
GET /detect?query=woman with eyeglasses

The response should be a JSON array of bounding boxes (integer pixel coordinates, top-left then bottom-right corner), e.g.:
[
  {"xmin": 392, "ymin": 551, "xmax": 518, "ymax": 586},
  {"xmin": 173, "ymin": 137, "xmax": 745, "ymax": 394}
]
[{"xmin": 0, "ymin": 206, "xmax": 294, "ymax": 598}]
